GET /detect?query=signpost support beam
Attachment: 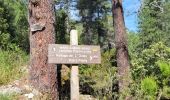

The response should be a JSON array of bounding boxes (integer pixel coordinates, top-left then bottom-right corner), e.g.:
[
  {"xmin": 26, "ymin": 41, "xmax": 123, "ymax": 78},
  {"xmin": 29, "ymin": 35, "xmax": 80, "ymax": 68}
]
[{"xmin": 70, "ymin": 30, "xmax": 79, "ymax": 100}]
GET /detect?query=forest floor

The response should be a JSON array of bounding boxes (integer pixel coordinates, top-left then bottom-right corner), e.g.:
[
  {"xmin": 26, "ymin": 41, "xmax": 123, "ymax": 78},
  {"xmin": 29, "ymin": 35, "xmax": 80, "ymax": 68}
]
[
  {"xmin": 0, "ymin": 65, "xmax": 33, "ymax": 100},
  {"xmin": 0, "ymin": 65, "xmax": 96, "ymax": 100}
]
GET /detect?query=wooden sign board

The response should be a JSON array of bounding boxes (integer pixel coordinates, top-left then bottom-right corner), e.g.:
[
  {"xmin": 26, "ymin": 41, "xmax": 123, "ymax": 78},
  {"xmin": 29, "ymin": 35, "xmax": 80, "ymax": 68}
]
[{"xmin": 48, "ymin": 44, "xmax": 101, "ymax": 64}]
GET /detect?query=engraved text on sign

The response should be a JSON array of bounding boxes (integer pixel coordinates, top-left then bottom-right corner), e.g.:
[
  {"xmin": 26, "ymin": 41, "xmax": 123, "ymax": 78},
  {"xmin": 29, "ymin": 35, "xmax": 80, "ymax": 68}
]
[{"xmin": 48, "ymin": 44, "xmax": 101, "ymax": 64}]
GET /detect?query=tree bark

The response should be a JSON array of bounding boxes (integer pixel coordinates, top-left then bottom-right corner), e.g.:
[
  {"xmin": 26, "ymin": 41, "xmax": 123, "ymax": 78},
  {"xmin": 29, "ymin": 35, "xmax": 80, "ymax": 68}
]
[
  {"xmin": 112, "ymin": 0, "xmax": 130, "ymax": 96},
  {"xmin": 28, "ymin": 0, "xmax": 58, "ymax": 99}
]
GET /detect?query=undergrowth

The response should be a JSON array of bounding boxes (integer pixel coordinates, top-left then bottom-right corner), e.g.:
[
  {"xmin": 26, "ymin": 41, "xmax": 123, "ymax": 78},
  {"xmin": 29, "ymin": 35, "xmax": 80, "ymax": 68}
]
[
  {"xmin": 0, "ymin": 50, "xmax": 28, "ymax": 85},
  {"xmin": 0, "ymin": 94, "xmax": 18, "ymax": 100}
]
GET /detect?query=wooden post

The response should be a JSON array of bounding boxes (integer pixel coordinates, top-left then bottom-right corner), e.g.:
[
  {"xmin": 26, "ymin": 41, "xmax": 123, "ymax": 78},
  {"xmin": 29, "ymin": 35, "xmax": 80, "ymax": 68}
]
[{"xmin": 70, "ymin": 30, "xmax": 79, "ymax": 100}]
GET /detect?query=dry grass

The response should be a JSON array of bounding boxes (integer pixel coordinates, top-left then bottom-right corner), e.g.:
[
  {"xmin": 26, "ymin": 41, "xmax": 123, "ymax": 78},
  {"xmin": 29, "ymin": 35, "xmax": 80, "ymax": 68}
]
[{"xmin": 0, "ymin": 50, "xmax": 28, "ymax": 85}]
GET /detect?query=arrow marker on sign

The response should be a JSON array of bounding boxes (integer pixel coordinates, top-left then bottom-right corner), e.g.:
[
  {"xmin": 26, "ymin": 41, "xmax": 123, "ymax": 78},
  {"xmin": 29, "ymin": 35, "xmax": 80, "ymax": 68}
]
[
  {"xmin": 53, "ymin": 48, "xmax": 56, "ymax": 51},
  {"xmin": 90, "ymin": 56, "xmax": 93, "ymax": 61}
]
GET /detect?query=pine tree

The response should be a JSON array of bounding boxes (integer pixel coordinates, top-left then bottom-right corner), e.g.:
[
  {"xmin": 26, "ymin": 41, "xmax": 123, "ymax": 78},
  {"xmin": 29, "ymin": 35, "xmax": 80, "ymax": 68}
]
[
  {"xmin": 138, "ymin": 0, "xmax": 170, "ymax": 48},
  {"xmin": 112, "ymin": 0, "xmax": 130, "ymax": 98},
  {"xmin": 28, "ymin": 0, "xmax": 58, "ymax": 99},
  {"xmin": 76, "ymin": 0, "xmax": 112, "ymax": 48},
  {"xmin": 0, "ymin": 0, "xmax": 15, "ymax": 49}
]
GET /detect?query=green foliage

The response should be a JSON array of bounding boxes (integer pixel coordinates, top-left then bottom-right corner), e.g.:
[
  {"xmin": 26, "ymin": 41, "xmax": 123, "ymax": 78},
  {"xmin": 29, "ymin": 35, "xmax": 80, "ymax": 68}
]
[
  {"xmin": 136, "ymin": 2, "xmax": 170, "ymax": 99},
  {"xmin": 138, "ymin": 0, "xmax": 170, "ymax": 48},
  {"xmin": 55, "ymin": 9, "xmax": 68, "ymax": 44},
  {"xmin": 160, "ymin": 1, "xmax": 170, "ymax": 46},
  {"xmin": 131, "ymin": 42, "xmax": 170, "ymax": 80},
  {"xmin": 0, "ymin": 0, "xmax": 15, "ymax": 50},
  {"xmin": 0, "ymin": 0, "xmax": 28, "ymax": 51},
  {"xmin": 76, "ymin": 0, "xmax": 113, "ymax": 49},
  {"xmin": 130, "ymin": 42, "xmax": 170, "ymax": 99},
  {"xmin": 0, "ymin": 94, "xmax": 18, "ymax": 100},
  {"xmin": 79, "ymin": 49, "xmax": 117, "ymax": 99},
  {"xmin": 0, "ymin": 94, "xmax": 12, "ymax": 100},
  {"xmin": 138, "ymin": 0, "xmax": 162, "ymax": 48},
  {"xmin": 0, "ymin": 33, "xmax": 10, "ymax": 49},
  {"xmin": 10, "ymin": 0, "xmax": 29, "ymax": 52},
  {"xmin": 0, "ymin": 49, "xmax": 28, "ymax": 85},
  {"xmin": 127, "ymin": 31, "xmax": 140, "ymax": 55},
  {"xmin": 156, "ymin": 61, "xmax": 170, "ymax": 99},
  {"xmin": 141, "ymin": 77, "xmax": 157, "ymax": 96},
  {"xmin": 157, "ymin": 61, "xmax": 170, "ymax": 77},
  {"xmin": 162, "ymin": 86, "xmax": 170, "ymax": 99}
]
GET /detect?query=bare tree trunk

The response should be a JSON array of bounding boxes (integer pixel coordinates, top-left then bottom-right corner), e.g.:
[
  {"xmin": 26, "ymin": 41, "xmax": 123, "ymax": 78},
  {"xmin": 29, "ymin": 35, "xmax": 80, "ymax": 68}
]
[
  {"xmin": 28, "ymin": 0, "xmax": 58, "ymax": 99},
  {"xmin": 112, "ymin": 0, "xmax": 130, "ymax": 97}
]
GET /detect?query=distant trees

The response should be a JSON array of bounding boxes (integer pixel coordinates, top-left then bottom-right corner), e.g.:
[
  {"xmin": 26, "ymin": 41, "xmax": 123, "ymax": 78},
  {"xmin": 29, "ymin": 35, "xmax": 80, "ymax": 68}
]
[
  {"xmin": 0, "ymin": 0, "xmax": 15, "ymax": 50},
  {"xmin": 138, "ymin": 0, "xmax": 170, "ymax": 48},
  {"xmin": 0, "ymin": 0, "xmax": 28, "ymax": 51},
  {"xmin": 76, "ymin": 0, "xmax": 113, "ymax": 49},
  {"xmin": 11, "ymin": 0, "xmax": 29, "ymax": 52},
  {"xmin": 55, "ymin": 0, "xmax": 114, "ymax": 49},
  {"xmin": 55, "ymin": 0, "xmax": 73, "ymax": 44}
]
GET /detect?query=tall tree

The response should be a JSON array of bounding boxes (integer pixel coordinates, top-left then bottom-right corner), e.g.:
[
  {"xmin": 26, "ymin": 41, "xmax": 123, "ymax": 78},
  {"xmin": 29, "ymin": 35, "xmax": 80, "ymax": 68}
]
[
  {"xmin": 112, "ymin": 0, "xmax": 130, "ymax": 97},
  {"xmin": 161, "ymin": 1, "xmax": 170, "ymax": 46},
  {"xmin": 76, "ymin": 0, "xmax": 95, "ymax": 44},
  {"xmin": 0, "ymin": 0, "xmax": 15, "ymax": 49},
  {"xmin": 0, "ymin": 0, "xmax": 29, "ymax": 51},
  {"xmin": 138, "ymin": 0, "xmax": 170, "ymax": 49},
  {"xmin": 28, "ymin": 0, "xmax": 58, "ymax": 99},
  {"xmin": 76, "ymin": 0, "xmax": 112, "ymax": 49},
  {"xmin": 138, "ymin": 0, "xmax": 162, "ymax": 49},
  {"xmin": 12, "ymin": 0, "xmax": 29, "ymax": 52}
]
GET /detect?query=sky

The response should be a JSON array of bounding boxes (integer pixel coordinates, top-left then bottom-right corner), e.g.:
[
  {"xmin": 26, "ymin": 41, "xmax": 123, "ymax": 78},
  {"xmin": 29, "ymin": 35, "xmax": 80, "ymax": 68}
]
[
  {"xmin": 68, "ymin": 0, "xmax": 141, "ymax": 32},
  {"xmin": 123, "ymin": 0, "xmax": 141, "ymax": 32}
]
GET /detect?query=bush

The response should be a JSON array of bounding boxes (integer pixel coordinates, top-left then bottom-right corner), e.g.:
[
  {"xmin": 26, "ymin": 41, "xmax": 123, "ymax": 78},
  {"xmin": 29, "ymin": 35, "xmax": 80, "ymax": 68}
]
[
  {"xmin": 131, "ymin": 42, "xmax": 170, "ymax": 79},
  {"xmin": 0, "ymin": 49, "xmax": 28, "ymax": 85},
  {"xmin": 157, "ymin": 61, "xmax": 170, "ymax": 77},
  {"xmin": 141, "ymin": 77, "xmax": 157, "ymax": 95},
  {"xmin": 162, "ymin": 86, "xmax": 170, "ymax": 99},
  {"xmin": 0, "ymin": 94, "xmax": 18, "ymax": 100},
  {"xmin": 79, "ymin": 49, "xmax": 117, "ymax": 99},
  {"xmin": 156, "ymin": 61, "xmax": 170, "ymax": 99},
  {"xmin": 130, "ymin": 42, "xmax": 170, "ymax": 99},
  {"xmin": 141, "ymin": 77, "xmax": 157, "ymax": 99},
  {"xmin": 0, "ymin": 94, "xmax": 12, "ymax": 100}
]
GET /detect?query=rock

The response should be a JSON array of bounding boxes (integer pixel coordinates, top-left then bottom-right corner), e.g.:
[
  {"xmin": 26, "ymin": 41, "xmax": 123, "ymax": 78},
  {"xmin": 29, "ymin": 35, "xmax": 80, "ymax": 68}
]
[
  {"xmin": 13, "ymin": 80, "xmax": 20, "ymax": 86},
  {"xmin": 24, "ymin": 85, "xmax": 30, "ymax": 91},
  {"xmin": 0, "ymin": 85, "xmax": 22, "ymax": 95},
  {"xmin": 32, "ymin": 89, "xmax": 41, "ymax": 96},
  {"xmin": 80, "ymin": 94, "xmax": 97, "ymax": 100},
  {"xmin": 24, "ymin": 93, "xmax": 34, "ymax": 99}
]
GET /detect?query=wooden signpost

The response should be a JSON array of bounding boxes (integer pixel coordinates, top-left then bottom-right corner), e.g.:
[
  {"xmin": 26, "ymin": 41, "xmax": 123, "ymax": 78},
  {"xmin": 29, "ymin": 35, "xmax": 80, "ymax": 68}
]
[
  {"xmin": 48, "ymin": 30, "xmax": 101, "ymax": 100},
  {"xmin": 48, "ymin": 44, "xmax": 101, "ymax": 64}
]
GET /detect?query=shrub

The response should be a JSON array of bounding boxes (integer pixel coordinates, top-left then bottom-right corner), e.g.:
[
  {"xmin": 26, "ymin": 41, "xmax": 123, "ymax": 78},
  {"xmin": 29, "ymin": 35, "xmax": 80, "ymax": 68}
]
[
  {"xmin": 79, "ymin": 49, "xmax": 117, "ymax": 99},
  {"xmin": 0, "ymin": 49, "xmax": 28, "ymax": 85},
  {"xmin": 0, "ymin": 94, "xmax": 12, "ymax": 100},
  {"xmin": 162, "ymin": 86, "xmax": 170, "ymax": 99},
  {"xmin": 141, "ymin": 77, "xmax": 157, "ymax": 98},
  {"xmin": 0, "ymin": 94, "xmax": 18, "ymax": 100},
  {"xmin": 157, "ymin": 61, "xmax": 170, "ymax": 77},
  {"xmin": 130, "ymin": 42, "xmax": 170, "ymax": 99}
]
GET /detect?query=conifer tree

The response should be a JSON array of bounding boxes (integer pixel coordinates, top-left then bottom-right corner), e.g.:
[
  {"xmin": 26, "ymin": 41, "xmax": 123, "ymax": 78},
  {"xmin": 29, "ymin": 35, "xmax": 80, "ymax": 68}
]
[
  {"xmin": 112, "ymin": 0, "xmax": 130, "ymax": 97},
  {"xmin": 28, "ymin": 0, "xmax": 58, "ymax": 99}
]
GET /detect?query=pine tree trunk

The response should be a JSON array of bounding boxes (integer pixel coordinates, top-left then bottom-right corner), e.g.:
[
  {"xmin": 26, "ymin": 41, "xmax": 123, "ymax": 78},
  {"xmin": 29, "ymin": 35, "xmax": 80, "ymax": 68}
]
[
  {"xmin": 112, "ymin": 0, "xmax": 130, "ymax": 96},
  {"xmin": 28, "ymin": 0, "xmax": 58, "ymax": 99}
]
